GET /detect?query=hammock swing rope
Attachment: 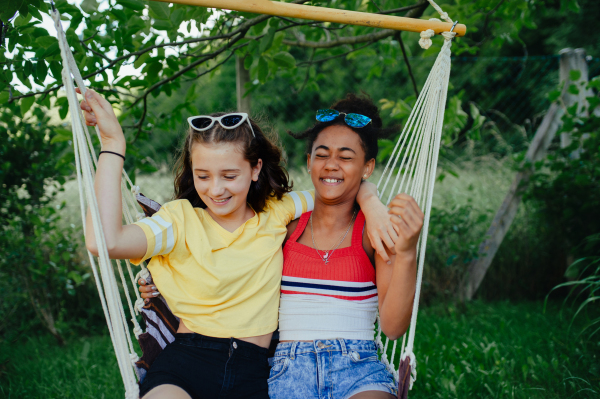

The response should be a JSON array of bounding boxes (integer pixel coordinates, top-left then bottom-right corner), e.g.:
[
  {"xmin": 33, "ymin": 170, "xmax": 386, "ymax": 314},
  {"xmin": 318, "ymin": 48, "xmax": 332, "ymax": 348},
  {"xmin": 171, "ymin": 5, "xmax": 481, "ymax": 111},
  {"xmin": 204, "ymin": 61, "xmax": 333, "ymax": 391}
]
[{"xmin": 50, "ymin": 1, "xmax": 462, "ymax": 397}]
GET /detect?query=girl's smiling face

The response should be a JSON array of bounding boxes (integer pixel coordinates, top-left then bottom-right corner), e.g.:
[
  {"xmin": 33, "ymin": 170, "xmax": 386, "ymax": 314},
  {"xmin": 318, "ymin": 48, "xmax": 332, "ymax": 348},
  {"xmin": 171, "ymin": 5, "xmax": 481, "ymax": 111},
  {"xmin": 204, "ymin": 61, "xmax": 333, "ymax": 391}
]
[
  {"xmin": 191, "ymin": 141, "xmax": 262, "ymax": 221},
  {"xmin": 308, "ymin": 125, "xmax": 374, "ymax": 205}
]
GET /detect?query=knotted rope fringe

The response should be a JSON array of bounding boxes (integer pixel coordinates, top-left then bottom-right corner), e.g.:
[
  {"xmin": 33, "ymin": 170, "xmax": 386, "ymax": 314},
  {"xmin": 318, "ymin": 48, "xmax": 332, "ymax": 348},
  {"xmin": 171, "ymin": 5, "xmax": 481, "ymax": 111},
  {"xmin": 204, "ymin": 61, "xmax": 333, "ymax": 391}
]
[
  {"xmin": 52, "ymin": 8, "xmax": 148, "ymax": 399},
  {"xmin": 375, "ymin": 0, "xmax": 455, "ymax": 392}
]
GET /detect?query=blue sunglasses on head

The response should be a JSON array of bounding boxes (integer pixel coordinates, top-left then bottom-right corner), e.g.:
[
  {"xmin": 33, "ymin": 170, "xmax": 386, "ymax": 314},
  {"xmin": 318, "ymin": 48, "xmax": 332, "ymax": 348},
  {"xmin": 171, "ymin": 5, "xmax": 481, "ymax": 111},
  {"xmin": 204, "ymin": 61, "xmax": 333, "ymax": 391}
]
[{"xmin": 316, "ymin": 109, "xmax": 372, "ymax": 128}]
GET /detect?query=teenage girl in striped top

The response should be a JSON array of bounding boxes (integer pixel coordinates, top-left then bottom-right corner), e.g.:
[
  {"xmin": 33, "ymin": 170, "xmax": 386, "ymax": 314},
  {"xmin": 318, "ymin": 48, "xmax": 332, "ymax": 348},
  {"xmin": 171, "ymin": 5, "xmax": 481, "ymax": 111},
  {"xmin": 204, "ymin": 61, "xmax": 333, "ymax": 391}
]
[{"xmin": 270, "ymin": 93, "xmax": 423, "ymax": 399}]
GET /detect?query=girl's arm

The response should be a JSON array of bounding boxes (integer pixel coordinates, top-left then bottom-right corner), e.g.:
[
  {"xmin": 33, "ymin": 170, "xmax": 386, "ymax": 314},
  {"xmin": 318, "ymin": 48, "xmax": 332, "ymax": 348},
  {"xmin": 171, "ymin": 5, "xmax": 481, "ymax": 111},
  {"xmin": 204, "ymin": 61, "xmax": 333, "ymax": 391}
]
[
  {"xmin": 375, "ymin": 193, "xmax": 423, "ymax": 340},
  {"xmin": 79, "ymin": 89, "xmax": 147, "ymax": 260},
  {"xmin": 356, "ymin": 181, "xmax": 399, "ymax": 264}
]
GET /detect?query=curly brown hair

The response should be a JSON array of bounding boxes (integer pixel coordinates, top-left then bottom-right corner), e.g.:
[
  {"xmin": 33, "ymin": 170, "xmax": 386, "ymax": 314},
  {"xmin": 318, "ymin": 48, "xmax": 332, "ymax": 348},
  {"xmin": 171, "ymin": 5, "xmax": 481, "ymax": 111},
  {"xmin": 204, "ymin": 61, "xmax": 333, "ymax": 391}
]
[
  {"xmin": 172, "ymin": 113, "xmax": 292, "ymax": 213},
  {"xmin": 289, "ymin": 93, "xmax": 397, "ymax": 161}
]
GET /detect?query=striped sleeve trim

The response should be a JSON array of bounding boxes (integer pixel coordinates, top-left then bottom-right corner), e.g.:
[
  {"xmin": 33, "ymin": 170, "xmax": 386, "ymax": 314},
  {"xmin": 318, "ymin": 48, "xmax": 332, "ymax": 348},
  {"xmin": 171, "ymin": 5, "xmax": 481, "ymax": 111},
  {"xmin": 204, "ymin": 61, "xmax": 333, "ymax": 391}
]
[
  {"xmin": 137, "ymin": 215, "xmax": 175, "ymax": 258},
  {"xmin": 287, "ymin": 190, "xmax": 315, "ymax": 220}
]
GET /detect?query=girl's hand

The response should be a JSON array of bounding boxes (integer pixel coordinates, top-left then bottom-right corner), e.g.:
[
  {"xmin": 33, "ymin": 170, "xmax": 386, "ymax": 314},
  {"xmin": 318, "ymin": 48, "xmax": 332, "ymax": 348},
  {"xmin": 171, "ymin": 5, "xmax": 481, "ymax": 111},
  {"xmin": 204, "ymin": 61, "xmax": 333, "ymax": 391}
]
[
  {"xmin": 388, "ymin": 194, "xmax": 424, "ymax": 256},
  {"xmin": 76, "ymin": 88, "xmax": 125, "ymax": 151},
  {"xmin": 138, "ymin": 278, "xmax": 161, "ymax": 304}
]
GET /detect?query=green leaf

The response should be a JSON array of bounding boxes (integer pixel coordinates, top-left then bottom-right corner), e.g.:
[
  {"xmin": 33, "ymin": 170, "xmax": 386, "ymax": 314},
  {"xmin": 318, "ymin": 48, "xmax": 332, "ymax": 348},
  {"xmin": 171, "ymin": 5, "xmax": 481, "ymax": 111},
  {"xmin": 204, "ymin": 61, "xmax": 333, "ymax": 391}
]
[
  {"xmin": 49, "ymin": 61, "xmax": 62, "ymax": 80},
  {"xmin": 272, "ymin": 51, "xmax": 295, "ymax": 68},
  {"xmin": 43, "ymin": 43, "xmax": 60, "ymax": 58},
  {"xmin": 35, "ymin": 36, "xmax": 58, "ymax": 47},
  {"xmin": 36, "ymin": 60, "xmax": 48, "ymax": 82},
  {"xmin": 80, "ymin": 0, "xmax": 98, "ymax": 14},
  {"xmin": 170, "ymin": 8, "xmax": 186, "ymax": 27},
  {"xmin": 243, "ymin": 54, "xmax": 253, "ymax": 70},
  {"xmin": 569, "ymin": 69, "xmax": 582, "ymax": 81},
  {"xmin": 185, "ymin": 85, "xmax": 197, "ymax": 102},
  {"xmin": 116, "ymin": 0, "xmax": 146, "ymax": 11},
  {"xmin": 568, "ymin": 84, "xmax": 579, "ymax": 95},
  {"xmin": 68, "ymin": 271, "xmax": 83, "ymax": 285},
  {"xmin": 153, "ymin": 19, "xmax": 173, "ymax": 31},
  {"xmin": 257, "ymin": 56, "xmax": 268, "ymax": 83},
  {"xmin": 0, "ymin": 92, "xmax": 9, "ymax": 104},
  {"xmin": 259, "ymin": 27, "xmax": 276, "ymax": 54},
  {"xmin": 134, "ymin": 52, "xmax": 151, "ymax": 69},
  {"xmin": 148, "ymin": 1, "xmax": 170, "ymax": 20},
  {"xmin": 146, "ymin": 60, "xmax": 163, "ymax": 77},
  {"xmin": 547, "ymin": 89, "xmax": 561, "ymax": 103},
  {"xmin": 20, "ymin": 96, "xmax": 36, "ymax": 116}
]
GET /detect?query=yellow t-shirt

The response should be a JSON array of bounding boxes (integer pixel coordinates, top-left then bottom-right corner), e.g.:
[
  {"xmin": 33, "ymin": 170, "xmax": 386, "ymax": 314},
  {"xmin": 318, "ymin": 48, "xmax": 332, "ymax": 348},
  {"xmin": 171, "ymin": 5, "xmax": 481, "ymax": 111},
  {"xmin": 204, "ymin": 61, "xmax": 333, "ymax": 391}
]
[{"xmin": 131, "ymin": 191, "xmax": 314, "ymax": 338}]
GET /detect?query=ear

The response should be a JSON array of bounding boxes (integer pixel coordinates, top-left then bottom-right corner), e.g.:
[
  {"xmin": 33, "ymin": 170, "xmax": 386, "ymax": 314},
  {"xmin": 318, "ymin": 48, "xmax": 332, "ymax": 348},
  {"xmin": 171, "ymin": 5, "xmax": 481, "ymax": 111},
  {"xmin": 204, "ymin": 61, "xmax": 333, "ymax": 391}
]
[
  {"xmin": 252, "ymin": 159, "xmax": 263, "ymax": 182},
  {"xmin": 363, "ymin": 158, "xmax": 375, "ymax": 179},
  {"xmin": 306, "ymin": 153, "xmax": 312, "ymax": 173}
]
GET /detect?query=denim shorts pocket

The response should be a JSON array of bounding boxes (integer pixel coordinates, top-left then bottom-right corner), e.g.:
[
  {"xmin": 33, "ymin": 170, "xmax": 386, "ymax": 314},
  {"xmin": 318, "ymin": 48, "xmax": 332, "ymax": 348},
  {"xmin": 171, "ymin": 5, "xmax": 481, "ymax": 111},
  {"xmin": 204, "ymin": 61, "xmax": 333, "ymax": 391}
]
[
  {"xmin": 268, "ymin": 357, "xmax": 290, "ymax": 382},
  {"xmin": 348, "ymin": 350, "xmax": 379, "ymax": 363}
]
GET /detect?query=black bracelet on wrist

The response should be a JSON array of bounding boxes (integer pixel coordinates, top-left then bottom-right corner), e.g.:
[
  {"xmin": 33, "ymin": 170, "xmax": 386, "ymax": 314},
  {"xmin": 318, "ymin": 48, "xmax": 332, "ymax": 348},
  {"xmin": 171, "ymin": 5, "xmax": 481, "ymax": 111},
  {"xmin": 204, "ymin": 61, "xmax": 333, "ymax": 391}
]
[{"xmin": 99, "ymin": 150, "xmax": 126, "ymax": 161}]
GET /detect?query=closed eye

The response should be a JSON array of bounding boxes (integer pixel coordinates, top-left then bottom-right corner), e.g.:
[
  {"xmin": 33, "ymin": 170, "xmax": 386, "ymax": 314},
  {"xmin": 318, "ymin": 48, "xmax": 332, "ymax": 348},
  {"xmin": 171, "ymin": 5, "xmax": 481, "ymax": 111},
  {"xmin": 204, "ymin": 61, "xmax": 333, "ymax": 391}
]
[{"xmin": 224, "ymin": 175, "xmax": 237, "ymax": 180}]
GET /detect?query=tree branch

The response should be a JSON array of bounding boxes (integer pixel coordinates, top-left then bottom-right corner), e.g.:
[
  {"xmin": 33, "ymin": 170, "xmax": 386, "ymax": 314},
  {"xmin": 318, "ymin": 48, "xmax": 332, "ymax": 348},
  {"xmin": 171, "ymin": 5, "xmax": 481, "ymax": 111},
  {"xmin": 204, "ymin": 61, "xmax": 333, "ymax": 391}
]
[
  {"xmin": 476, "ymin": 0, "xmax": 506, "ymax": 46},
  {"xmin": 396, "ymin": 32, "xmax": 419, "ymax": 98},
  {"xmin": 297, "ymin": 41, "xmax": 375, "ymax": 66}
]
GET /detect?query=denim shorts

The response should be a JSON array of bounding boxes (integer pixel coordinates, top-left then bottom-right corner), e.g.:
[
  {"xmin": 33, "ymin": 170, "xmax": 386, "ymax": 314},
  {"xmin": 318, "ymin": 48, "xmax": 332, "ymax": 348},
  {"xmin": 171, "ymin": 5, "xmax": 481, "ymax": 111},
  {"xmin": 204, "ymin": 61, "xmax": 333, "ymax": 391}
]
[
  {"xmin": 139, "ymin": 333, "xmax": 270, "ymax": 399},
  {"xmin": 268, "ymin": 339, "xmax": 398, "ymax": 399}
]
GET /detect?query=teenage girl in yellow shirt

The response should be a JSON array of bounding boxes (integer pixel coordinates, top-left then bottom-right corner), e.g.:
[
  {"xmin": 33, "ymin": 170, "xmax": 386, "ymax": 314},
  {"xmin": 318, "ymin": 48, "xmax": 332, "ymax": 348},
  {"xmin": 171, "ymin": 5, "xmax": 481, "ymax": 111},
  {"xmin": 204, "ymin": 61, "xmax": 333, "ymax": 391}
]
[{"xmin": 78, "ymin": 89, "xmax": 396, "ymax": 399}]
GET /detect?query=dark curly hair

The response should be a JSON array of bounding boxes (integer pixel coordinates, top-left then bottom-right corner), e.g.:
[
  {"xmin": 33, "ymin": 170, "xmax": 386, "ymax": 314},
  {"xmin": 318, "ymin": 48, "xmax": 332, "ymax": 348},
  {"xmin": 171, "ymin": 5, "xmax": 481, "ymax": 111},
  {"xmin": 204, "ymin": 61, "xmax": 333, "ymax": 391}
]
[
  {"xmin": 172, "ymin": 113, "xmax": 292, "ymax": 213},
  {"xmin": 289, "ymin": 93, "xmax": 397, "ymax": 161}
]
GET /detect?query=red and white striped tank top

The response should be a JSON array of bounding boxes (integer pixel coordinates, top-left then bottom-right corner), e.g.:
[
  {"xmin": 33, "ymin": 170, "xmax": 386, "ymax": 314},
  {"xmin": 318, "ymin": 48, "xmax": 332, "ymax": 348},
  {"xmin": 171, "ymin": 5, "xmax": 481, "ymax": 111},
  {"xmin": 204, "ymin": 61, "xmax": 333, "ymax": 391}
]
[{"xmin": 278, "ymin": 210, "xmax": 379, "ymax": 341}]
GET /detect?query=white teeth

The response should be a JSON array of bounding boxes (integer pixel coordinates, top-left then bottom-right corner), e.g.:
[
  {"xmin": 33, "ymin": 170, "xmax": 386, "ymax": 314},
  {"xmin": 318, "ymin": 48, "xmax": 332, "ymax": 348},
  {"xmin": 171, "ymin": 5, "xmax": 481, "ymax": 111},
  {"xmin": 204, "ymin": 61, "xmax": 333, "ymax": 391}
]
[
  {"xmin": 213, "ymin": 198, "xmax": 229, "ymax": 203},
  {"xmin": 323, "ymin": 178, "xmax": 342, "ymax": 183}
]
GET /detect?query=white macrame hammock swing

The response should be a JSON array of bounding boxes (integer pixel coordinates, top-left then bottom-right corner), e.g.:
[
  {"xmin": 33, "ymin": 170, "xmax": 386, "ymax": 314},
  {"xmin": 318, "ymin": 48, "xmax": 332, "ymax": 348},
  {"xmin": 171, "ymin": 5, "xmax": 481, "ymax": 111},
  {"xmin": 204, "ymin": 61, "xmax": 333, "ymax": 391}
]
[{"xmin": 51, "ymin": 0, "xmax": 457, "ymax": 397}]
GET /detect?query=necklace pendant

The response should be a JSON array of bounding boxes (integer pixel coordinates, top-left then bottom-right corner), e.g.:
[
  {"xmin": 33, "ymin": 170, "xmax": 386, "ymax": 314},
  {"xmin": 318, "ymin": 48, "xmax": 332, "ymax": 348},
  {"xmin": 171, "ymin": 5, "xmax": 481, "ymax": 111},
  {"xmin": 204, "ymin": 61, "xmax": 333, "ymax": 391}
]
[
  {"xmin": 323, "ymin": 252, "xmax": 329, "ymax": 259},
  {"xmin": 324, "ymin": 258, "xmax": 329, "ymax": 265}
]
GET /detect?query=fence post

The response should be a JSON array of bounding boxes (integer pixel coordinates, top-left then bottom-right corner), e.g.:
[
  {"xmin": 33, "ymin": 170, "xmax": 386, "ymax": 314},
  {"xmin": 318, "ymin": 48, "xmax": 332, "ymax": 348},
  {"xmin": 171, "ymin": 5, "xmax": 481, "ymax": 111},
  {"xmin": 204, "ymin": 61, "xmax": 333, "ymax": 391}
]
[
  {"xmin": 236, "ymin": 55, "xmax": 251, "ymax": 113},
  {"xmin": 457, "ymin": 48, "xmax": 594, "ymax": 301},
  {"xmin": 558, "ymin": 48, "xmax": 593, "ymax": 148}
]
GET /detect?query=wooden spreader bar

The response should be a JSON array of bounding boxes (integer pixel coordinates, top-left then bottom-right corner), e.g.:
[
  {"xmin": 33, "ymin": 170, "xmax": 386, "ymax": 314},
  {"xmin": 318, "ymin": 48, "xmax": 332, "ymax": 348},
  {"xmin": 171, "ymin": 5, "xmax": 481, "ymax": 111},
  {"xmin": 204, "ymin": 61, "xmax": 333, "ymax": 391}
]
[{"xmin": 153, "ymin": 0, "xmax": 467, "ymax": 37}]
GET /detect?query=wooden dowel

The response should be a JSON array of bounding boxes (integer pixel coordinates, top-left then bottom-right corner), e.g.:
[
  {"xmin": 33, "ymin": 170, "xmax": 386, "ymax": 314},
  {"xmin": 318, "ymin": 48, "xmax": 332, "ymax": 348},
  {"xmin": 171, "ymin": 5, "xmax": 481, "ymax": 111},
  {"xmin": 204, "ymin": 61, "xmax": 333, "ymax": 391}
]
[{"xmin": 152, "ymin": 0, "xmax": 467, "ymax": 37}]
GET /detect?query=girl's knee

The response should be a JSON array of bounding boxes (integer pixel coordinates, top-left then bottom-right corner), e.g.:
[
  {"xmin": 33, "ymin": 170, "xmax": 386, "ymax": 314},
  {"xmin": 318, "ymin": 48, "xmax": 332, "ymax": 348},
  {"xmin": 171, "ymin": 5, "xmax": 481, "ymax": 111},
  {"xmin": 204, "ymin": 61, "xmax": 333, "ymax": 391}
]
[{"xmin": 142, "ymin": 384, "xmax": 192, "ymax": 399}]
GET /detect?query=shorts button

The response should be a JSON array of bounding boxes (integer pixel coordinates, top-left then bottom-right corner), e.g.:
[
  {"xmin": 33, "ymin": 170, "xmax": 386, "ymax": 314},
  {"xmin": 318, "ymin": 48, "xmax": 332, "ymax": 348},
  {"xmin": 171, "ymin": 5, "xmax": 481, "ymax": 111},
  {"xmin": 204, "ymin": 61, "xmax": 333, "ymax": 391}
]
[
  {"xmin": 351, "ymin": 351, "xmax": 360, "ymax": 361},
  {"xmin": 233, "ymin": 342, "xmax": 238, "ymax": 349},
  {"xmin": 317, "ymin": 341, "xmax": 325, "ymax": 349}
]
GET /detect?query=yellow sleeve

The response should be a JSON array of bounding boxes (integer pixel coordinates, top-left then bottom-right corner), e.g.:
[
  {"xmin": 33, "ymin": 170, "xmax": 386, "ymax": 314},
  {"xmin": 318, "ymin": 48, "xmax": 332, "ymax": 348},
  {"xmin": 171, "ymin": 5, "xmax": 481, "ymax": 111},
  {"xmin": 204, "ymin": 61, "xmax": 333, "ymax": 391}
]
[
  {"xmin": 130, "ymin": 203, "xmax": 179, "ymax": 265},
  {"xmin": 271, "ymin": 189, "xmax": 315, "ymax": 225}
]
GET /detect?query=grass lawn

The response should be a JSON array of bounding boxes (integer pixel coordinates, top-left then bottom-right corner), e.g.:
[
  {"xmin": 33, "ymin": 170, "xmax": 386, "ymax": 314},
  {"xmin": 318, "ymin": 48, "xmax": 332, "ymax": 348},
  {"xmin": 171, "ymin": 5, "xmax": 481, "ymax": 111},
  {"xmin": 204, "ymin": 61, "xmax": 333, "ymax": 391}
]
[{"xmin": 1, "ymin": 301, "xmax": 598, "ymax": 399}]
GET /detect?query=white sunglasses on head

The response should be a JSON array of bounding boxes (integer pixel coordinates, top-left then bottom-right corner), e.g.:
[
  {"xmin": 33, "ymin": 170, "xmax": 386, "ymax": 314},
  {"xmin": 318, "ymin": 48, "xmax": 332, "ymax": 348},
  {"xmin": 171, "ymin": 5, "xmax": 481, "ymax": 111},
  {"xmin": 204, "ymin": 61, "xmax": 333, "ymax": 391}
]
[{"xmin": 187, "ymin": 113, "xmax": 255, "ymax": 137}]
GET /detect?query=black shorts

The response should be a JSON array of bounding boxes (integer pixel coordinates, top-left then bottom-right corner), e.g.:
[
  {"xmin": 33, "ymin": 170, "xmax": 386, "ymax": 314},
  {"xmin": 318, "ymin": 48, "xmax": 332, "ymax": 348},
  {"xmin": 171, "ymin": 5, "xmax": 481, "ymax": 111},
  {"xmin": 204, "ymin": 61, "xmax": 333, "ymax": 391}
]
[{"xmin": 139, "ymin": 333, "xmax": 270, "ymax": 399}]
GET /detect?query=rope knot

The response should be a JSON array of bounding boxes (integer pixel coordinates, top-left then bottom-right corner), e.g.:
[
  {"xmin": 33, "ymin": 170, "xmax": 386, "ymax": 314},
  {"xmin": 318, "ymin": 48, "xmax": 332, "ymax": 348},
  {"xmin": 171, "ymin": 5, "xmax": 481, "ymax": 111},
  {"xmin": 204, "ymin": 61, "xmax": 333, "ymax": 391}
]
[
  {"xmin": 419, "ymin": 29, "xmax": 435, "ymax": 49},
  {"xmin": 131, "ymin": 185, "xmax": 140, "ymax": 196},
  {"xmin": 134, "ymin": 297, "xmax": 145, "ymax": 313},
  {"xmin": 133, "ymin": 324, "xmax": 144, "ymax": 339},
  {"xmin": 441, "ymin": 31, "xmax": 457, "ymax": 41},
  {"xmin": 130, "ymin": 352, "xmax": 140, "ymax": 364}
]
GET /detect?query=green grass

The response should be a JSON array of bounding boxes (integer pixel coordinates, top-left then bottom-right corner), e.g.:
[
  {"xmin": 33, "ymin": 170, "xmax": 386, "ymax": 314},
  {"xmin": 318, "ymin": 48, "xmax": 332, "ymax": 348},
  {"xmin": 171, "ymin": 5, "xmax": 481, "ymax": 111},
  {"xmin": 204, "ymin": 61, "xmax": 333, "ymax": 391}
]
[{"xmin": 1, "ymin": 301, "xmax": 598, "ymax": 399}]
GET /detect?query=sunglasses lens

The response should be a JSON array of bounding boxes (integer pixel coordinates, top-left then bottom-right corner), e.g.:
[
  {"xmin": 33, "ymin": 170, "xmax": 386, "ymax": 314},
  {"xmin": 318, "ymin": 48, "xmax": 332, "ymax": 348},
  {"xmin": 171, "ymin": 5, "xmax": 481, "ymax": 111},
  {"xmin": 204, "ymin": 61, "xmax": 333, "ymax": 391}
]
[
  {"xmin": 191, "ymin": 117, "xmax": 213, "ymax": 130},
  {"xmin": 345, "ymin": 113, "xmax": 371, "ymax": 128},
  {"xmin": 316, "ymin": 109, "xmax": 339, "ymax": 122},
  {"xmin": 221, "ymin": 114, "xmax": 243, "ymax": 127}
]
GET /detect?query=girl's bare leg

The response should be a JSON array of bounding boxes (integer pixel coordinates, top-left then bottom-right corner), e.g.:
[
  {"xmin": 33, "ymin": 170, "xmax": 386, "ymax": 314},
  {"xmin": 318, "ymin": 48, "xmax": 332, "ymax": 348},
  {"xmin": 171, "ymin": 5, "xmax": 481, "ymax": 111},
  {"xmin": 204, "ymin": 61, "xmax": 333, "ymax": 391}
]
[
  {"xmin": 349, "ymin": 391, "xmax": 396, "ymax": 399},
  {"xmin": 142, "ymin": 384, "xmax": 192, "ymax": 399}
]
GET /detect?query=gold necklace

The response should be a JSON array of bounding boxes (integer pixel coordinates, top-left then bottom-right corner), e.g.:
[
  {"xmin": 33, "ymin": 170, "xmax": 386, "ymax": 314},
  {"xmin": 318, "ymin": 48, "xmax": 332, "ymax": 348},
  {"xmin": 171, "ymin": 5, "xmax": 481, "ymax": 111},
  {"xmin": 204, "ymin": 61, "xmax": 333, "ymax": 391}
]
[{"xmin": 309, "ymin": 209, "xmax": 357, "ymax": 265}]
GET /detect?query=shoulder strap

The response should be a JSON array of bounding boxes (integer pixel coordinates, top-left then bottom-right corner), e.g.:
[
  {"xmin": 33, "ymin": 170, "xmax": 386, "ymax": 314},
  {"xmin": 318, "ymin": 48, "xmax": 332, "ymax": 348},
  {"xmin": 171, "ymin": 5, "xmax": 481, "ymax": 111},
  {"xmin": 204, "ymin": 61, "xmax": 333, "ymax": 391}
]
[
  {"xmin": 351, "ymin": 210, "xmax": 366, "ymax": 248},
  {"xmin": 288, "ymin": 211, "xmax": 312, "ymax": 243}
]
